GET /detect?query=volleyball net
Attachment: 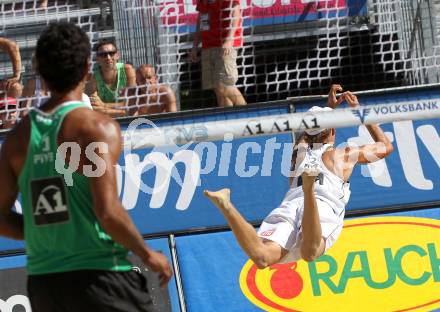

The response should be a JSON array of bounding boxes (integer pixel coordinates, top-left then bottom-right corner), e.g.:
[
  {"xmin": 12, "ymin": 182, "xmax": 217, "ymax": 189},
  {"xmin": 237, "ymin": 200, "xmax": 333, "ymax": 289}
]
[{"xmin": 123, "ymin": 96, "xmax": 440, "ymax": 149}]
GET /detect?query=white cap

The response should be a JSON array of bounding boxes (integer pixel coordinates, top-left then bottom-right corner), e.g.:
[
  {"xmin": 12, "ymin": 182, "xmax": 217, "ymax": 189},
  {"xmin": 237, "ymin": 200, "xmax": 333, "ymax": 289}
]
[{"xmin": 304, "ymin": 106, "xmax": 333, "ymax": 136}]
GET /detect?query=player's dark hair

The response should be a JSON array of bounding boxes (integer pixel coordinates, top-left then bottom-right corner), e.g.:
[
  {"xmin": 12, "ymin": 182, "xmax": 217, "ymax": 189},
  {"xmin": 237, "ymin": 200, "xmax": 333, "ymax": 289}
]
[
  {"xmin": 36, "ymin": 22, "xmax": 90, "ymax": 93},
  {"xmin": 95, "ymin": 38, "xmax": 117, "ymax": 52}
]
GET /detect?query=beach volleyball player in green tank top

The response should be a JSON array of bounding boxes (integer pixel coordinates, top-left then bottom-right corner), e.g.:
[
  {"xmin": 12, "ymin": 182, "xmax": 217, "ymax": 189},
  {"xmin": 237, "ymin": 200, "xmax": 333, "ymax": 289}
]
[{"xmin": 0, "ymin": 22, "xmax": 172, "ymax": 311}]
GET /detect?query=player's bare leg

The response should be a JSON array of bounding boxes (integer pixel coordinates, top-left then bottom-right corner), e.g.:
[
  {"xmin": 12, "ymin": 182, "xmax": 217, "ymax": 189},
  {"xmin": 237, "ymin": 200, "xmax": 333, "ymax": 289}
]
[
  {"xmin": 204, "ymin": 189, "xmax": 287, "ymax": 268},
  {"xmin": 300, "ymin": 170, "xmax": 325, "ymax": 262}
]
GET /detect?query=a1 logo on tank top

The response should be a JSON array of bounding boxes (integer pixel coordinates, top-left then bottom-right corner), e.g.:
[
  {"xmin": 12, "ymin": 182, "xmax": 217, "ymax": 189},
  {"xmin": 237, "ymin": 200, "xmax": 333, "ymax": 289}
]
[{"xmin": 30, "ymin": 176, "xmax": 70, "ymax": 225}]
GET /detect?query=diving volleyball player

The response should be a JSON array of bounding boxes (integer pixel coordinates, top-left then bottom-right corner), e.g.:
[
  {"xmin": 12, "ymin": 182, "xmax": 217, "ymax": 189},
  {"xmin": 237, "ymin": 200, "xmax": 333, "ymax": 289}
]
[
  {"xmin": 0, "ymin": 22, "xmax": 171, "ymax": 311},
  {"xmin": 205, "ymin": 85, "xmax": 394, "ymax": 267}
]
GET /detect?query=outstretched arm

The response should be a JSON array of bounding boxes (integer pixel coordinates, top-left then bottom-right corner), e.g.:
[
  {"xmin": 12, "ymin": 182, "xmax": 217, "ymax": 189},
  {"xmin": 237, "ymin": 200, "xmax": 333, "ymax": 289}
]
[{"xmin": 344, "ymin": 91, "xmax": 394, "ymax": 164}]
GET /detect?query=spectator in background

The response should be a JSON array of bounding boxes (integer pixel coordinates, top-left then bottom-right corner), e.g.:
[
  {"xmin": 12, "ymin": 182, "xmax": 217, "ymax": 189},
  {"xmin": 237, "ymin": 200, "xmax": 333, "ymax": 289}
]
[
  {"xmin": 0, "ymin": 37, "xmax": 22, "ymax": 99},
  {"xmin": 135, "ymin": 64, "xmax": 177, "ymax": 115},
  {"xmin": 191, "ymin": 0, "xmax": 246, "ymax": 107},
  {"xmin": 23, "ymin": 53, "xmax": 92, "ymax": 109},
  {"xmin": 88, "ymin": 39, "xmax": 136, "ymax": 117}
]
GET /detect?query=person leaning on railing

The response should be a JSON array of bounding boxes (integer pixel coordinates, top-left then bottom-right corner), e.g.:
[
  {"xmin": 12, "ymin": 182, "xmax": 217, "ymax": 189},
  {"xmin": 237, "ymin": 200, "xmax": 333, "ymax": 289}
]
[
  {"xmin": 134, "ymin": 64, "xmax": 177, "ymax": 115},
  {"xmin": 87, "ymin": 39, "xmax": 137, "ymax": 117}
]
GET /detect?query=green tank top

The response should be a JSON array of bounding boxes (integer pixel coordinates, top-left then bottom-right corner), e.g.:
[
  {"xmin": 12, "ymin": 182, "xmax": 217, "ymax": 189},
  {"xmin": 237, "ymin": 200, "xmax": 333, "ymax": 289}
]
[
  {"xmin": 18, "ymin": 102, "xmax": 132, "ymax": 275},
  {"xmin": 93, "ymin": 63, "xmax": 127, "ymax": 103}
]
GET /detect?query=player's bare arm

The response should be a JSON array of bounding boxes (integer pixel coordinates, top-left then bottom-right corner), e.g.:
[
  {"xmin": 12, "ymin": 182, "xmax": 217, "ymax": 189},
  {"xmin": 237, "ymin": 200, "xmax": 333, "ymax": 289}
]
[
  {"xmin": 0, "ymin": 127, "xmax": 24, "ymax": 240},
  {"xmin": 341, "ymin": 91, "xmax": 394, "ymax": 175},
  {"xmin": 0, "ymin": 37, "xmax": 22, "ymax": 89},
  {"xmin": 75, "ymin": 111, "xmax": 172, "ymax": 286}
]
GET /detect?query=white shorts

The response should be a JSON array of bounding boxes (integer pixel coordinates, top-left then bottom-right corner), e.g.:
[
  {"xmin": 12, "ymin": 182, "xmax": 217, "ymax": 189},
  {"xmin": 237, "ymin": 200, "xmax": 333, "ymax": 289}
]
[{"xmin": 257, "ymin": 197, "xmax": 344, "ymax": 263}]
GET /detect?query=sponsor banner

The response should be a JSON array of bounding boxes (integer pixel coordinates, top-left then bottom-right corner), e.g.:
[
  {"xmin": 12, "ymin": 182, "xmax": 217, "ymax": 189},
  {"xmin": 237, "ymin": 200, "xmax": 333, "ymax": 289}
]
[
  {"xmin": 159, "ymin": 0, "xmax": 366, "ymax": 31},
  {"xmin": 116, "ymin": 118, "xmax": 438, "ymax": 234},
  {"xmin": 117, "ymin": 132, "xmax": 293, "ymax": 234},
  {"xmin": 0, "ymin": 238, "xmax": 180, "ymax": 312},
  {"xmin": 176, "ymin": 209, "xmax": 440, "ymax": 312},
  {"xmin": 122, "ymin": 99, "xmax": 440, "ymax": 148}
]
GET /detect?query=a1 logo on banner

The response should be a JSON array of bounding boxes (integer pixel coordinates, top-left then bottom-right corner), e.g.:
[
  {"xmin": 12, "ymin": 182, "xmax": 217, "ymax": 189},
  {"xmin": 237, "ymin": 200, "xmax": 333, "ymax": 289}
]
[
  {"xmin": 240, "ymin": 217, "xmax": 440, "ymax": 311},
  {"xmin": 31, "ymin": 177, "xmax": 69, "ymax": 225}
]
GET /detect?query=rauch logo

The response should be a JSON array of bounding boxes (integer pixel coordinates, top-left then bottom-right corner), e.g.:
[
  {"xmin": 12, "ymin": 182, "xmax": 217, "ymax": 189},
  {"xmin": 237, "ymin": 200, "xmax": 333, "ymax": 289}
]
[{"xmin": 239, "ymin": 217, "xmax": 440, "ymax": 311}]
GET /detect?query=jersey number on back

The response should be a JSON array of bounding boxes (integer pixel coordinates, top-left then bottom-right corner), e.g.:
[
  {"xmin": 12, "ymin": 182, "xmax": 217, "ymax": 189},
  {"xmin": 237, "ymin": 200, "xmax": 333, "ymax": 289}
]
[{"xmin": 297, "ymin": 173, "xmax": 324, "ymax": 187}]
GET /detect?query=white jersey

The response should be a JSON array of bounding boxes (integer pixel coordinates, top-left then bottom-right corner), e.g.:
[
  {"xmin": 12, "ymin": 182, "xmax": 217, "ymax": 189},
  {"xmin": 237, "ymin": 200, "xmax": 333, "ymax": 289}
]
[
  {"xmin": 257, "ymin": 143, "xmax": 350, "ymax": 262},
  {"xmin": 285, "ymin": 143, "xmax": 350, "ymax": 216}
]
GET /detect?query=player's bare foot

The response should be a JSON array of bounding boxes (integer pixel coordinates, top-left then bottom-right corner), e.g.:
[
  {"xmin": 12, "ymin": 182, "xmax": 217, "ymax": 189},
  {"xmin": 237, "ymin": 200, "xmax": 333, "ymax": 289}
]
[{"xmin": 204, "ymin": 188, "xmax": 231, "ymax": 212}]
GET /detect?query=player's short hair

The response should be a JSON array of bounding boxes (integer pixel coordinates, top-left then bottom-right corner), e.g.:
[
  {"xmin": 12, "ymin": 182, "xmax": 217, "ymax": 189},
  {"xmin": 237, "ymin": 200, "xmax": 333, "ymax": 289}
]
[
  {"xmin": 36, "ymin": 22, "xmax": 90, "ymax": 93},
  {"xmin": 95, "ymin": 39, "xmax": 117, "ymax": 52}
]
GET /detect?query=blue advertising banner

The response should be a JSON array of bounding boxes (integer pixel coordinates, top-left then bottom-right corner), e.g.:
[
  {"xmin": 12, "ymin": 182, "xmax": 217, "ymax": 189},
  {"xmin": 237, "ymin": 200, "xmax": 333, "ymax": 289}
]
[
  {"xmin": 176, "ymin": 208, "xmax": 440, "ymax": 312},
  {"xmin": 116, "ymin": 94, "xmax": 439, "ymax": 235}
]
